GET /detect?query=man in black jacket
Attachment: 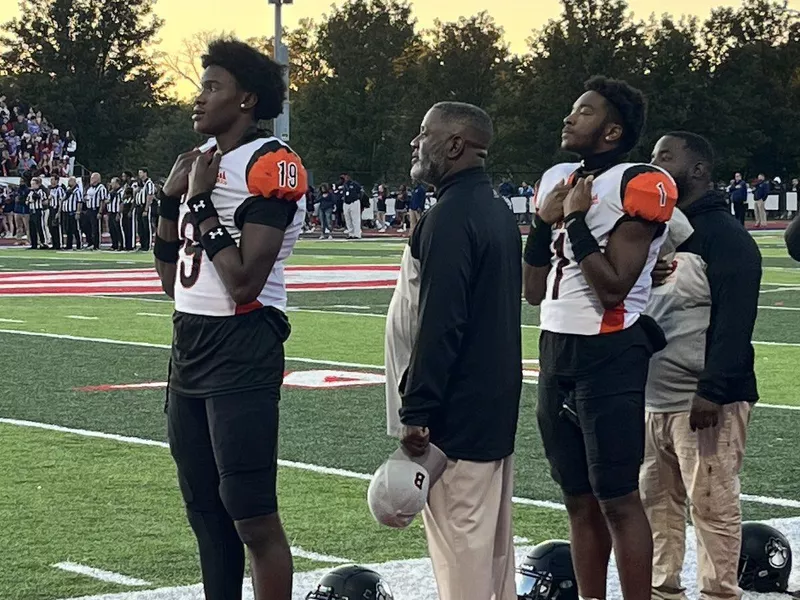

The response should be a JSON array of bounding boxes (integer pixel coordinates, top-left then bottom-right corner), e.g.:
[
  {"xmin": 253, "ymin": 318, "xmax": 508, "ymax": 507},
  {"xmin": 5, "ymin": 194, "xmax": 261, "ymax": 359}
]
[
  {"xmin": 384, "ymin": 101, "xmax": 522, "ymax": 600},
  {"xmin": 643, "ymin": 132, "xmax": 762, "ymax": 600}
]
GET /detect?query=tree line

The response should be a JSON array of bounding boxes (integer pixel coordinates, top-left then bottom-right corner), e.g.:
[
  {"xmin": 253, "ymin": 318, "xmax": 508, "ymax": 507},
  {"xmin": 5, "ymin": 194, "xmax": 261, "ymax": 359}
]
[{"xmin": 1, "ymin": 0, "xmax": 798, "ymax": 189}]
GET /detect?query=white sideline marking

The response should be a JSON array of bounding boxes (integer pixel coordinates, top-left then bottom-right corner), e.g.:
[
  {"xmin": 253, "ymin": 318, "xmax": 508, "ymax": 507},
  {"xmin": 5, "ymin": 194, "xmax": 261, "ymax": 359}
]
[
  {"xmin": 758, "ymin": 305, "xmax": 800, "ymax": 311},
  {"xmin": 760, "ymin": 287, "xmax": 800, "ymax": 294},
  {"xmin": 290, "ymin": 547, "xmax": 351, "ymax": 564},
  {"xmin": 52, "ymin": 562, "xmax": 151, "ymax": 587},
  {"xmin": 331, "ymin": 305, "xmax": 372, "ymax": 309},
  {"xmin": 66, "ymin": 315, "xmax": 99, "ymax": 321},
  {"xmin": 0, "ymin": 318, "xmax": 25, "ymax": 323},
  {"xmin": 2, "ymin": 417, "xmax": 799, "ymax": 511},
  {"xmin": 136, "ymin": 312, "xmax": 170, "ymax": 318}
]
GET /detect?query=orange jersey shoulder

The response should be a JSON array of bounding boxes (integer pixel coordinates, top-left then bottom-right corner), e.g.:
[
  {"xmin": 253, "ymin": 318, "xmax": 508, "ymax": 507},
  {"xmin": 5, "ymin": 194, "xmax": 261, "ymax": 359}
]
[
  {"xmin": 245, "ymin": 140, "xmax": 308, "ymax": 202},
  {"xmin": 620, "ymin": 165, "xmax": 678, "ymax": 223}
]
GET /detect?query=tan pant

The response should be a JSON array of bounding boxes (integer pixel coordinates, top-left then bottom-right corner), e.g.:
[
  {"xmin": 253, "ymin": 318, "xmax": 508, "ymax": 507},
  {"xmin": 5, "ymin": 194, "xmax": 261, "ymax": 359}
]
[
  {"xmin": 422, "ymin": 455, "xmax": 516, "ymax": 600},
  {"xmin": 754, "ymin": 200, "xmax": 767, "ymax": 226},
  {"xmin": 640, "ymin": 403, "xmax": 752, "ymax": 600},
  {"xmin": 409, "ymin": 209, "xmax": 422, "ymax": 235},
  {"xmin": 343, "ymin": 201, "xmax": 362, "ymax": 238}
]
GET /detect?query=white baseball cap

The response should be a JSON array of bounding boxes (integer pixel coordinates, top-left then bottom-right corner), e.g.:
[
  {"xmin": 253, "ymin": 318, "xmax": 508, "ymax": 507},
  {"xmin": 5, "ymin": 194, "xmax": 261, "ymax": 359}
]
[{"xmin": 367, "ymin": 444, "xmax": 447, "ymax": 529}]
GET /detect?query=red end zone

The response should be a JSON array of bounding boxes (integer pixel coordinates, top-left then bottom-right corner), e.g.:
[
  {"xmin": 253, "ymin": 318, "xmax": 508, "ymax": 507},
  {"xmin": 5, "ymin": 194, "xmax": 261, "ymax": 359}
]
[{"xmin": 0, "ymin": 265, "xmax": 401, "ymax": 296}]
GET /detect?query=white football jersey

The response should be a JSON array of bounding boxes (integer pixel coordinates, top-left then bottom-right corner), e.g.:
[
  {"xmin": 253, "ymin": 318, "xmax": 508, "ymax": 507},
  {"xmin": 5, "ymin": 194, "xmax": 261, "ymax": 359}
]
[
  {"xmin": 538, "ymin": 161, "xmax": 678, "ymax": 336},
  {"xmin": 174, "ymin": 135, "xmax": 307, "ymax": 317}
]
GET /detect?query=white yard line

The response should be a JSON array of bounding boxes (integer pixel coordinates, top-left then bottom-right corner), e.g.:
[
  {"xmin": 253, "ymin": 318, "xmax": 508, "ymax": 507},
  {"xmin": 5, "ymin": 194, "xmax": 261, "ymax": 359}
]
[
  {"xmin": 66, "ymin": 315, "xmax": 99, "ymax": 321},
  {"xmin": 758, "ymin": 305, "xmax": 800, "ymax": 311},
  {"xmin": 136, "ymin": 313, "xmax": 171, "ymax": 318},
  {"xmin": 52, "ymin": 562, "xmax": 151, "ymax": 587},
  {"xmin": 0, "ymin": 318, "xmax": 25, "ymax": 323},
  {"xmin": 289, "ymin": 547, "xmax": 352, "ymax": 564},
  {"xmin": 2, "ymin": 417, "xmax": 799, "ymax": 511}
]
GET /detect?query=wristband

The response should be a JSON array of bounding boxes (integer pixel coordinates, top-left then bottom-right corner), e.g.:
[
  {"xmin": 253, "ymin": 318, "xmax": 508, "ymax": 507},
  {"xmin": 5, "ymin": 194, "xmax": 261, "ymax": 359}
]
[
  {"xmin": 200, "ymin": 224, "xmax": 236, "ymax": 261},
  {"xmin": 154, "ymin": 235, "xmax": 181, "ymax": 264},
  {"xmin": 523, "ymin": 214, "xmax": 553, "ymax": 267},
  {"xmin": 565, "ymin": 211, "xmax": 600, "ymax": 263},
  {"xmin": 186, "ymin": 192, "xmax": 218, "ymax": 225},
  {"xmin": 157, "ymin": 189, "xmax": 180, "ymax": 222}
]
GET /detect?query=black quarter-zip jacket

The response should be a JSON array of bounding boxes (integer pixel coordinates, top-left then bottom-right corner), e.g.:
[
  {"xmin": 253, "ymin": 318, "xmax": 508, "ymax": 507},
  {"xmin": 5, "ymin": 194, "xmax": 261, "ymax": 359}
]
[{"xmin": 398, "ymin": 167, "xmax": 523, "ymax": 461}]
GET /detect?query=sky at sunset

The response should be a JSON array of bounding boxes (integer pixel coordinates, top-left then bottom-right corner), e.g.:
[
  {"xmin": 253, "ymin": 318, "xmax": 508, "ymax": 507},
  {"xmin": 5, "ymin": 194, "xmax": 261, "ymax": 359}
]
[{"xmin": 1, "ymin": 0, "xmax": 798, "ymax": 97}]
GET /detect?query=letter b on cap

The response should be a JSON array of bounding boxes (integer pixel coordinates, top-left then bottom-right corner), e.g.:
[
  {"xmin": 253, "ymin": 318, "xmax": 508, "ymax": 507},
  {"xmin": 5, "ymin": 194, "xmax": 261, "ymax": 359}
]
[{"xmin": 414, "ymin": 471, "xmax": 426, "ymax": 490}]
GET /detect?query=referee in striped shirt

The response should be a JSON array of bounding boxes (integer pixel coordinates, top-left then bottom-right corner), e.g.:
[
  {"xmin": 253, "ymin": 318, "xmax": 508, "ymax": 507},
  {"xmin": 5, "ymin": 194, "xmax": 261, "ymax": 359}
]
[
  {"xmin": 63, "ymin": 177, "xmax": 82, "ymax": 250},
  {"xmin": 48, "ymin": 175, "xmax": 65, "ymax": 250},
  {"xmin": 107, "ymin": 177, "xmax": 124, "ymax": 251},
  {"xmin": 83, "ymin": 172, "xmax": 108, "ymax": 250},
  {"xmin": 27, "ymin": 177, "xmax": 48, "ymax": 249},
  {"xmin": 136, "ymin": 168, "xmax": 155, "ymax": 251}
]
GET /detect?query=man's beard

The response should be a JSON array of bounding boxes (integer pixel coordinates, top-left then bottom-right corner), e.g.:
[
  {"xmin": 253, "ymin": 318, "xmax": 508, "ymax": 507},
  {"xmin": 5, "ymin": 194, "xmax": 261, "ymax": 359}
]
[{"xmin": 411, "ymin": 146, "xmax": 446, "ymax": 187}]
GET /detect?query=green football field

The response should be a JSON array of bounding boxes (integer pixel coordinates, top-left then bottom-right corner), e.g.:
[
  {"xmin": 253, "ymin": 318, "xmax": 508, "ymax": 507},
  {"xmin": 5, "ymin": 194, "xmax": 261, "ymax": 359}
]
[{"xmin": 0, "ymin": 233, "xmax": 799, "ymax": 600}]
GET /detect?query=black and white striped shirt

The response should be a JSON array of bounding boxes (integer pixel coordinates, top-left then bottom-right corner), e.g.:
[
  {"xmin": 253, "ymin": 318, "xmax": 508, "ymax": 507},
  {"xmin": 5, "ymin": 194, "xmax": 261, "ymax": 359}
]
[
  {"xmin": 108, "ymin": 188, "xmax": 123, "ymax": 213},
  {"xmin": 84, "ymin": 183, "xmax": 108, "ymax": 210},
  {"xmin": 63, "ymin": 187, "xmax": 82, "ymax": 213},
  {"xmin": 27, "ymin": 189, "xmax": 46, "ymax": 211},
  {"xmin": 49, "ymin": 185, "xmax": 66, "ymax": 210},
  {"xmin": 136, "ymin": 178, "xmax": 155, "ymax": 206}
]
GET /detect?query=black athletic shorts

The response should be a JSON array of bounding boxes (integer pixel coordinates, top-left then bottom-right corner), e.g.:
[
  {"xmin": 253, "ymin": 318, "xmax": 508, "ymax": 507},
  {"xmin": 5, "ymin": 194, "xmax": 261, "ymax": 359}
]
[
  {"xmin": 536, "ymin": 316, "xmax": 665, "ymax": 501},
  {"xmin": 167, "ymin": 386, "xmax": 281, "ymax": 521}
]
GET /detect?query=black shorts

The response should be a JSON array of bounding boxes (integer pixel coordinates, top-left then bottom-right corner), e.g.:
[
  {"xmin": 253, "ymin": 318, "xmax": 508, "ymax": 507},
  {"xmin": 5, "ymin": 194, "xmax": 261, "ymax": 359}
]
[
  {"xmin": 167, "ymin": 386, "xmax": 280, "ymax": 521},
  {"xmin": 537, "ymin": 321, "xmax": 661, "ymax": 501}
]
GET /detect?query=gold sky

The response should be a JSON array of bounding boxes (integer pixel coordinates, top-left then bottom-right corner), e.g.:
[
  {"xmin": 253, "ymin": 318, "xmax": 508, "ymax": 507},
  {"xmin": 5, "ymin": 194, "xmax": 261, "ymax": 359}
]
[{"xmin": 2, "ymin": 0, "xmax": 798, "ymax": 98}]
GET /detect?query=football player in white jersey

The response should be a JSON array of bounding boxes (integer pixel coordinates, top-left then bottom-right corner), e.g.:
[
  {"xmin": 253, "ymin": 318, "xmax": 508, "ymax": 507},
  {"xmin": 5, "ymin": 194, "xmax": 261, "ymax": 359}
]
[
  {"xmin": 153, "ymin": 40, "xmax": 307, "ymax": 600},
  {"xmin": 522, "ymin": 76, "xmax": 677, "ymax": 600}
]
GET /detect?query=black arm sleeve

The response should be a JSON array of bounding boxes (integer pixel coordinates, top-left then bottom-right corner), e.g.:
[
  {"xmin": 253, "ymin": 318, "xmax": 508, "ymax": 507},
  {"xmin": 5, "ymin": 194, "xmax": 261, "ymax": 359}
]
[
  {"xmin": 234, "ymin": 195, "xmax": 298, "ymax": 231},
  {"xmin": 399, "ymin": 212, "xmax": 473, "ymax": 427},
  {"xmin": 786, "ymin": 213, "xmax": 800, "ymax": 262},
  {"xmin": 697, "ymin": 228, "xmax": 762, "ymax": 404}
]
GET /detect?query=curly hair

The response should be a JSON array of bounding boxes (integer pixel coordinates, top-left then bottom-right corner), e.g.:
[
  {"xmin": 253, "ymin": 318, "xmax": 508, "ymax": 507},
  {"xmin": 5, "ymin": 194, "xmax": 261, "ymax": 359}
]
[
  {"xmin": 201, "ymin": 39, "xmax": 286, "ymax": 122},
  {"xmin": 584, "ymin": 76, "xmax": 647, "ymax": 153}
]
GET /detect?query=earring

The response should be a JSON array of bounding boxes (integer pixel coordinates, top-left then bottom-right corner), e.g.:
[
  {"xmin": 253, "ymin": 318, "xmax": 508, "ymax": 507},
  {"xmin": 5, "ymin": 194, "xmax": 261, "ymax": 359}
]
[{"xmin": 240, "ymin": 103, "xmax": 246, "ymax": 108}]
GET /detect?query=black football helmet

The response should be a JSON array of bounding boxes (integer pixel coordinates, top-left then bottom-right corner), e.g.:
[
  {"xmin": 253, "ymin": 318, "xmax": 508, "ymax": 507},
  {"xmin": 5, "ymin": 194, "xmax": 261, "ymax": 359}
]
[
  {"xmin": 738, "ymin": 522, "xmax": 792, "ymax": 593},
  {"xmin": 516, "ymin": 540, "xmax": 578, "ymax": 600},
  {"xmin": 306, "ymin": 565, "xmax": 394, "ymax": 600}
]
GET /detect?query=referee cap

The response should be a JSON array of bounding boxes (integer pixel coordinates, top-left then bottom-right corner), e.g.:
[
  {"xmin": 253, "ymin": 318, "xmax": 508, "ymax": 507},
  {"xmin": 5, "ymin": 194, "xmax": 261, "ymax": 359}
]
[{"xmin": 367, "ymin": 444, "xmax": 447, "ymax": 529}]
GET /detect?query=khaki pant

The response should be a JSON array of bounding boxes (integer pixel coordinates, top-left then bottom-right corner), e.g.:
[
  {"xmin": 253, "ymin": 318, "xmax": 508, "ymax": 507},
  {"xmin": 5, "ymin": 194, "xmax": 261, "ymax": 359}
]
[
  {"xmin": 409, "ymin": 209, "xmax": 422, "ymax": 235},
  {"xmin": 422, "ymin": 455, "xmax": 516, "ymax": 600},
  {"xmin": 343, "ymin": 201, "xmax": 362, "ymax": 238},
  {"xmin": 754, "ymin": 200, "xmax": 767, "ymax": 226},
  {"xmin": 640, "ymin": 403, "xmax": 752, "ymax": 600}
]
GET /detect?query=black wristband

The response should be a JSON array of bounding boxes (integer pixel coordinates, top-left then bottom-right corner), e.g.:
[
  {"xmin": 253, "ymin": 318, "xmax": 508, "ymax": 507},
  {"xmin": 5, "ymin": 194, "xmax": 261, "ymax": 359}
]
[
  {"xmin": 186, "ymin": 192, "xmax": 218, "ymax": 225},
  {"xmin": 154, "ymin": 235, "xmax": 181, "ymax": 264},
  {"xmin": 565, "ymin": 211, "xmax": 600, "ymax": 263},
  {"xmin": 523, "ymin": 214, "xmax": 553, "ymax": 267},
  {"xmin": 200, "ymin": 224, "xmax": 237, "ymax": 261},
  {"xmin": 157, "ymin": 189, "xmax": 181, "ymax": 222}
]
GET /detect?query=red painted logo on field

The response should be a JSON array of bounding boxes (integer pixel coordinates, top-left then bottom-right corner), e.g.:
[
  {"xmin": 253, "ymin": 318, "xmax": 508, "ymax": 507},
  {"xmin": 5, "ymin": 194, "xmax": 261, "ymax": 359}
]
[{"xmin": 0, "ymin": 265, "xmax": 401, "ymax": 296}]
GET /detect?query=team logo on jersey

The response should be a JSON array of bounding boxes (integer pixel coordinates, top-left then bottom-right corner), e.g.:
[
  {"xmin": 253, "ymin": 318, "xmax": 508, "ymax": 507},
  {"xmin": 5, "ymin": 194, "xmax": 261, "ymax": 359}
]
[{"xmin": 216, "ymin": 170, "xmax": 228, "ymax": 185}]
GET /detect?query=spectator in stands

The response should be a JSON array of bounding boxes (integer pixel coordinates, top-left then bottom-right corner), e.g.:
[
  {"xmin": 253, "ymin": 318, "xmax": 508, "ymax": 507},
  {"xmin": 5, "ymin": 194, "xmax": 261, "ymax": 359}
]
[
  {"xmin": 409, "ymin": 181, "xmax": 426, "ymax": 235},
  {"xmin": 519, "ymin": 182, "xmax": 534, "ymax": 198},
  {"xmin": 316, "ymin": 183, "xmax": 335, "ymax": 240},
  {"xmin": 13, "ymin": 180, "xmax": 29, "ymax": 242},
  {"xmin": 498, "ymin": 177, "xmax": 515, "ymax": 198},
  {"xmin": 395, "ymin": 184, "xmax": 408, "ymax": 232},
  {"xmin": 1, "ymin": 149, "xmax": 13, "ymax": 176},
  {"xmin": 0, "ymin": 187, "xmax": 13, "ymax": 237},
  {"xmin": 753, "ymin": 173, "xmax": 769, "ymax": 228},
  {"xmin": 375, "ymin": 184, "xmax": 388, "ymax": 233},
  {"xmin": 341, "ymin": 173, "xmax": 363, "ymax": 239},
  {"xmin": 727, "ymin": 172, "xmax": 748, "ymax": 226}
]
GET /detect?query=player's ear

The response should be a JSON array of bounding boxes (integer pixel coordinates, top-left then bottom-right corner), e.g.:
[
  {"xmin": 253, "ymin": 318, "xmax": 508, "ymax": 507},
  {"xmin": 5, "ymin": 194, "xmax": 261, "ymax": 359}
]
[
  {"xmin": 447, "ymin": 135, "xmax": 465, "ymax": 159},
  {"xmin": 604, "ymin": 122, "xmax": 623, "ymax": 144},
  {"xmin": 239, "ymin": 92, "xmax": 257, "ymax": 112}
]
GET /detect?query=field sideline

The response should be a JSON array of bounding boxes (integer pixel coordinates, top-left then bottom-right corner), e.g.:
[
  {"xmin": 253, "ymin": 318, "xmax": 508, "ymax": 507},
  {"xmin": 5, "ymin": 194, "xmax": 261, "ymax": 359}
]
[{"xmin": 1, "ymin": 233, "xmax": 799, "ymax": 600}]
